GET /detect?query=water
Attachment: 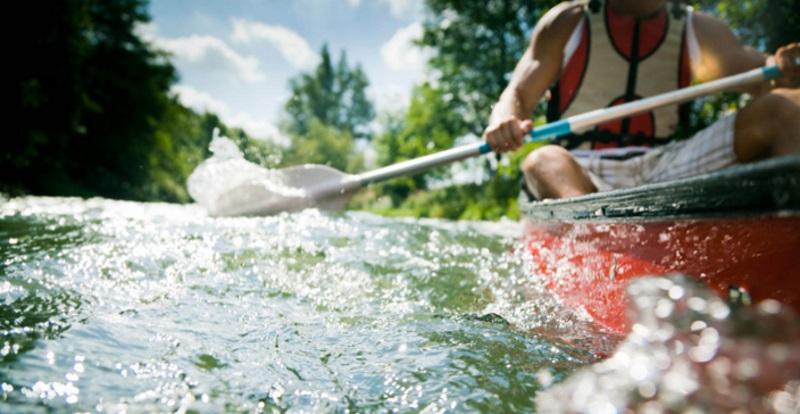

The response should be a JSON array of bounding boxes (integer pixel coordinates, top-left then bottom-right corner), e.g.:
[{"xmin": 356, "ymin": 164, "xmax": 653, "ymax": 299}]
[
  {"xmin": 0, "ymin": 196, "xmax": 600, "ymax": 413},
  {"xmin": 2, "ymin": 196, "xmax": 799, "ymax": 413}
]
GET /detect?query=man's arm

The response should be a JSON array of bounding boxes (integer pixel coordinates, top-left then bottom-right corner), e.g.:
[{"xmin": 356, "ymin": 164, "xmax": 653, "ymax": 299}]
[
  {"xmin": 483, "ymin": 2, "xmax": 584, "ymax": 153},
  {"xmin": 692, "ymin": 12, "xmax": 799, "ymax": 94}
]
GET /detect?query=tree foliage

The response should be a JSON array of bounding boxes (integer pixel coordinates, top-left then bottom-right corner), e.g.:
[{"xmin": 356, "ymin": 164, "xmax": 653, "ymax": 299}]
[
  {"xmin": 356, "ymin": 0, "xmax": 559, "ymax": 219},
  {"xmin": 281, "ymin": 120, "xmax": 363, "ymax": 173},
  {"xmin": 283, "ymin": 45, "xmax": 374, "ymax": 140},
  {"xmin": 280, "ymin": 45, "xmax": 374, "ymax": 173},
  {"xmin": 10, "ymin": 0, "xmax": 277, "ymax": 202},
  {"xmin": 12, "ymin": 0, "xmax": 176, "ymax": 199},
  {"xmin": 418, "ymin": 0, "xmax": 560, "ymax": 137},
  {"xmin": 376, "ymin": 84, "xmax": 465, "ymax": 183},
  {"xmin": 694, "ymin": 0, "xmax": 800, "ymax": 52}
]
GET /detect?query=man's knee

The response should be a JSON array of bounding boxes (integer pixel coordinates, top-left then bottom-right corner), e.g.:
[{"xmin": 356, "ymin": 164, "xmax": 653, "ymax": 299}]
[
  {"xmin": 521, "ymin": 145, "xmax": 575, "ymax": 176},
  {"xmin": 736, "ymin": 89, "xmax": 800, "ymax": 160},
  {"xmin": 521, "ymin": 145, "xmax": 596, "ymax": 199},
  {"xmin": 758, "ymin": 88, "xmax": 800, "ymax": 120}
]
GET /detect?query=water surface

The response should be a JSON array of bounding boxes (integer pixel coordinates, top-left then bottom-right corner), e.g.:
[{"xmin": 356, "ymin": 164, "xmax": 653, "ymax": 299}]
[
  {"xmin": 5, "ymin": 196, "xmax": 797, "ymax": 413},
  {"xmin": 1, "ymin": 196, "xmax": 598, "ymax": 412}
]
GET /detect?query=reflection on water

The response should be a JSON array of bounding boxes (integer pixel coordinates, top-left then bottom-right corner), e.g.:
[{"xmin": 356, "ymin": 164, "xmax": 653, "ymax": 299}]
[
  {"xmin": 0, "ymin": 196, "xmax": 592, "ymax": 412},
  {"xmin": 1, "ymin": 197, "xmax": 797, "ymax": 412}
]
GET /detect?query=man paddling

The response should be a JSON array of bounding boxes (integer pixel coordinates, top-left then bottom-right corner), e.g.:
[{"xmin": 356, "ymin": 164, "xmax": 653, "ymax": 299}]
[{"xmin": 484, "ymin": 0, "xmax": 800, "ymax": 200}]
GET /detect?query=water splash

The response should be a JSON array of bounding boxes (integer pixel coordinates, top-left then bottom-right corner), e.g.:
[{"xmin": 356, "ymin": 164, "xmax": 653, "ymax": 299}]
[
  {"xmin": 536, "ymin": 274, "xmax": 800, "ymax": 413},
  {"xmin": 187, "ymin": 129, "xmax": 306, "ymax": 217}
]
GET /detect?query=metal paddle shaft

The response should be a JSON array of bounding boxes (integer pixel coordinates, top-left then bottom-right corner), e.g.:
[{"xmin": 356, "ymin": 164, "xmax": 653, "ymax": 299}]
[{"xmin": 217, "ymin": 65, "xmax": 781, "ymax": 216}]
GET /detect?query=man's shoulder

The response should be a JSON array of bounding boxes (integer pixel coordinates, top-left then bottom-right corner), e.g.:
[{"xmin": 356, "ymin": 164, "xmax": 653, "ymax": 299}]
[
  {"xmin": 690, "ymin": 10, "xmax": 734, "ymax": 39},
  {"xmin": 537, "ymin": 1, "xmax": 586, "ymax": 42}
]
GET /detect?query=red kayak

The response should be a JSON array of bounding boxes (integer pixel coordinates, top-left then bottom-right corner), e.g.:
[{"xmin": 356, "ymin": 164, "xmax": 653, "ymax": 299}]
[{"xmin": 520, "ymin": 155, "xmax": 800, "ymax": 334}]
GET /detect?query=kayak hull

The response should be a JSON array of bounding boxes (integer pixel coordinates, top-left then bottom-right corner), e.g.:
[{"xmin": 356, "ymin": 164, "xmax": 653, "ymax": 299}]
[
  {"xmin": 522, "ymin": 214, "xmax": 800, "ymax": 333},
  {"xmin": 519, "ymin": 155, "xmax": 800, "ymax": 334}
]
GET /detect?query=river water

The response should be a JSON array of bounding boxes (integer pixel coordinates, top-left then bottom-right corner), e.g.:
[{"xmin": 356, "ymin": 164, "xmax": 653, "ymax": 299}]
[{"xmin": 2, "ymin": 196, "xmax": 799, "ymax": 413}]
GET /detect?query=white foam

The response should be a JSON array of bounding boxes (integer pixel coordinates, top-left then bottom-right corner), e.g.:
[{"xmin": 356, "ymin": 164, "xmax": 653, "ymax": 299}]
[{"xmin": 187, "ymin": 130, "xmax": 305, "ymax": 216}]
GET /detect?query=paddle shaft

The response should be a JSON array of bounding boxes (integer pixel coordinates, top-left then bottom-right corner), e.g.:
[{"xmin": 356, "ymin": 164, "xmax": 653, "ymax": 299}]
[{"xmin": 353, "ymin": 65, "xmax": 782, "ymax": 186}]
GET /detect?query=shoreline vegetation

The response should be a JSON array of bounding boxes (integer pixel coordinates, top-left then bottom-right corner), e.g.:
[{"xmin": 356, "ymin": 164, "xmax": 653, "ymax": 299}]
[{"xmin": 10, "ymin": 0, "xmax": 799, "ymax": 220}]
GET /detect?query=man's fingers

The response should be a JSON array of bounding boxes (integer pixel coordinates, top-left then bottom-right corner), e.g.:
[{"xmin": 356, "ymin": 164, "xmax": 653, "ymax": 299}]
[
  {"xmin": 488, "ymin": 133, "xmax": 503, "ymax": 151},
  {"xmin": 776, "ymin": 43, "xmax": 800, "ymax": 71},
  {"xmin": 501, "ymin": 122, "xmax": 516, "ymax": 151},
  {"xmin": 513, "ymin": 123, "xmax": 525, "ymax": 147},
  {"xmin": 484, "ymin": 118, "xmax": 535, "ymax": 153},
  {"xmin": 771, "ymin": 44, "xmax": 800, "ymax": 88},
  {"xmin": 779, "ymin": 53, "xmax": 800, "ymax": 69},
  {"xmin": 520, "ymin": 119, "xmax": 534, "ymax": 133}
]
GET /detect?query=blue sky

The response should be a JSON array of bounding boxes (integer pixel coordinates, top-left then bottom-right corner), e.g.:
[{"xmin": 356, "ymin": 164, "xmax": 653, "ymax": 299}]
[{"xmin": 146, "ymin": 0, "xmax": 427, "ymax": 145}]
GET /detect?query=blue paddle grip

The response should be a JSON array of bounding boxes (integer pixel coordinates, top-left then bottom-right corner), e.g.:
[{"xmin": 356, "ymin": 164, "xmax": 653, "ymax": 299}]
[
  {"xmin": 528, "ymin": 120, "xmax": 572, "ymax": 142},
  {"xmin": 762, "ymin": 65, "xmax": 782, "ymax": 80},
  {"xmin": 479, "ymin": 119, "xmax": 572, "ymax": 154}
]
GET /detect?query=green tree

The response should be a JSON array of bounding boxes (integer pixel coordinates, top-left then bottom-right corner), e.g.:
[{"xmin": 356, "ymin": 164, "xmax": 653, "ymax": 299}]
[
  {"xmin": 419, "ymin": 0, "xmax": 560, "ymax": 137},
  {"xmin": 12, "ymin": 0, "xmax": 178, "ymax": 199},
  {"xmin": 369, "ymin": 84, "xmax": 470, "ymax": 206},
  {"xmin": 11, "ymin": 0, "xmax": 274, "ymax": 203},
  {"xmin": 355, "ymin": 0, "xmax": 558, "ymax": 219},
  {"xmin": 281, "ymin": 45, "xmax": 373, "ymax": 173},
  {"xmin": 694, "ymin": 0, "xmax": 800, "ymax": 52},
  {"xmin": 282, "ymin": 119, "xmax": 363, "ymax": 173},
  {"xmin": 283, "ymin": 45, "xmax": 374, "ymax": 139}
]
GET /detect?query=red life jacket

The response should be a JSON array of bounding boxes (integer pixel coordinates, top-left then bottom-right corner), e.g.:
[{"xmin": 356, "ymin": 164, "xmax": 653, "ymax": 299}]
[{"xmin": 547, "ymin": 0, "xmax": 693, "ymax": 150}]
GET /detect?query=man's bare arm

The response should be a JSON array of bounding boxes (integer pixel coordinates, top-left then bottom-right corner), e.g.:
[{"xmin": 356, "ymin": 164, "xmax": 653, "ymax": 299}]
[
  {"xmin": 484, "ymin": 2, "xmax": 584, "ymax": 152},
  {"xmin": 692, "ymin": 12, "xmax": 769, "ymax": 95}
]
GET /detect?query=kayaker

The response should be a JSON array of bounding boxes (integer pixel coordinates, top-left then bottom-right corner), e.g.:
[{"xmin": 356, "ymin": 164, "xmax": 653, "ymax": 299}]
[{"xmin": 484, "ymin": 0, "xmax": 800, "ymax": 200}]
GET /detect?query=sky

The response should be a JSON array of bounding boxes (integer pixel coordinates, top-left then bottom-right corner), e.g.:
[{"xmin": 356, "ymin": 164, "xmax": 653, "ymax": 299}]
[{"xmin": 146, "ymin": 0, "xmax": 428, "ymax": 145}]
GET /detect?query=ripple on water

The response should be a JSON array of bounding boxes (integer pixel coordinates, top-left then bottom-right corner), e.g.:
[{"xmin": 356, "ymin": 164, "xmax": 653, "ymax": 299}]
[
  {"xmin": 0, "ymin": 196, "xmax": 589, "ymax": 412},
  {"xmin": 2, "ymin": 196, "xmax": 797, "ymax": 413}
]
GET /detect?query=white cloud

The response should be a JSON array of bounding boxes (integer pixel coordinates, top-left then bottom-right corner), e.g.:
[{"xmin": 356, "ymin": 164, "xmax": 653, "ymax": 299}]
[
  {"xmin": 382, "ymin": 0, "xmax": 424, "ymax": 19},
  {"xmin": 171, "ymin": 84, "xmax": 231, "ymax": 114},
  {"xmin": 371, "ymin": 84, "xmax": 412, "ymax": 115},
  {"xmin": 171, "ymin": 85, "xmax": 289, "ymax": 146},
  {"xmin": 231, "ymin": 19, "xmax": 317, "ymax": 69},
  {"xmin": 344, "ymin": 0, "xmax": 421, "ymax": 17},
  {"xmin": 381, "ymin": 22, "xmax": 426, "ymax": 71},
  {"xmin": 136, "ymin": 22, "xmax": 158, "ymax": 42},
  {"xmin": 150, "ymin": 29, "xmax": 264, "ymax": 83}
]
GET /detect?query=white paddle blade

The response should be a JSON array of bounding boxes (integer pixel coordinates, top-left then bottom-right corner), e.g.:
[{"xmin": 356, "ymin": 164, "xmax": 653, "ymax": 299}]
[
  {"xmin": 207, "ymin": 164, "xmax": 357, "ymax": 217},
  {"xmin": 280, "ymin": 164, "xmax": 359, "ymax": 211},
  {"xmin": 207, "ymin": 180, "xmax": 310, "ymax": 217},
  {"xmin": 188, "ymin": 135, "xmax": 360, "ymax": 216}
]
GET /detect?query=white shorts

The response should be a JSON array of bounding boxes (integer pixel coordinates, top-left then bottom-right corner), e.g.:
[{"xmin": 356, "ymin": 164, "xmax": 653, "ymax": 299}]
[{"xmin": 572, "ymin": 113, "xmax": 739, "ymax": 192}]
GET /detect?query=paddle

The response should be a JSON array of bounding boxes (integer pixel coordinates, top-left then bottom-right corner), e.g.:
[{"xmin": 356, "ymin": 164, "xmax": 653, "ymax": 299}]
[{"xmin": 211, "ymin": 65, "xmax": 783, "ymax": 217}]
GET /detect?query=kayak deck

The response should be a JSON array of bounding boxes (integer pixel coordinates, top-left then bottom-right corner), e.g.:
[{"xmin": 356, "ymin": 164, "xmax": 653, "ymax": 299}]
[
  {"xmin": 520, "ymin": 155, "xmax": 800, "ymax": 221},
  {"xmin": 519, "ymin": 155, "xmax": 800, "ymax": 334}
]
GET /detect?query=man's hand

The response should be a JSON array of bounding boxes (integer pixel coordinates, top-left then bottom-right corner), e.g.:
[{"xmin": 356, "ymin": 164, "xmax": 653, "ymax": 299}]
[
  {"xmin": 483, "ymin": 117, "xmax": 533, "ymax": 153},
  {"xmin": 773, "ymin": 42, "xmax": 800, "ymax": 88}
]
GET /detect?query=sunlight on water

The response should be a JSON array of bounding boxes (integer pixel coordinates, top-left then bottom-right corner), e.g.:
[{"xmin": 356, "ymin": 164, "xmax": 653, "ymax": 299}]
[
  {"xmin": 0, "ymin": 196, "xmax": 591, "ymax": 412},
  {"xmin": 2, "ymin": 196, "xmax": 798, "ymax": 412}
]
